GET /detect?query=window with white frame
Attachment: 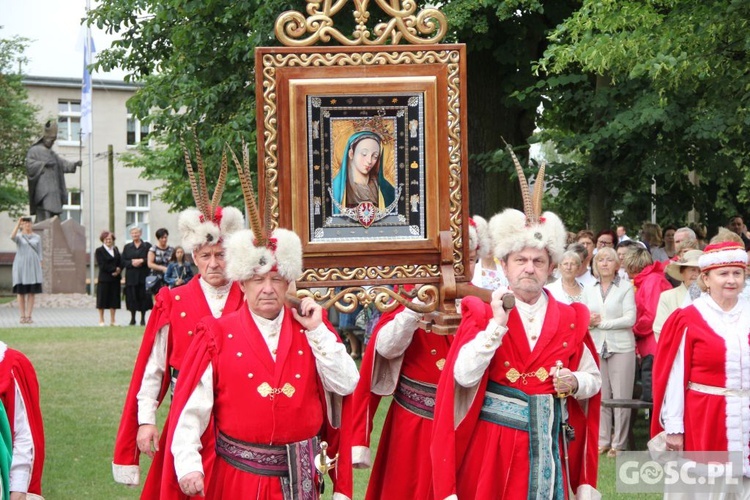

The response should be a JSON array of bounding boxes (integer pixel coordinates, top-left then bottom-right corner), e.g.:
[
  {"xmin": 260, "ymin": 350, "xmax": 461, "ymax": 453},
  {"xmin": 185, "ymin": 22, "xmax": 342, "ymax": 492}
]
[
  {"xmin": 61, "ymin": 191, "xmax": 82, "ymax": 224},
  {"xmin": 126, "ymin": 114, "xmax": 150, "ymax": 146},
  {"xmin": 126, "ymin": 192, "xmax": 150, "ymax": 241},
  {"xmin": 58, "ymin": 100, "xmax": 81, "ymax": 145}
]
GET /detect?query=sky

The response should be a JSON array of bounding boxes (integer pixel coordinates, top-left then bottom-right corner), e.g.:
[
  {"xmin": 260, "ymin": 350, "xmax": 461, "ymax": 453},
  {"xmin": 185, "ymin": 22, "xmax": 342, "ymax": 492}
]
[{"xmin": 1, "ymin": 0, "xmax": 126, "ymax": 80}]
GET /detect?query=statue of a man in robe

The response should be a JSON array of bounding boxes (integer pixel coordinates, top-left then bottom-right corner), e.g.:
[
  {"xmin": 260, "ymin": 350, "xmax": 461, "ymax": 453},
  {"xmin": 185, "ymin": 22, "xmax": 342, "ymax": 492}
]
[{"xmin": 25, "ymin": 120, "xmax": 82, "ymax": 222}]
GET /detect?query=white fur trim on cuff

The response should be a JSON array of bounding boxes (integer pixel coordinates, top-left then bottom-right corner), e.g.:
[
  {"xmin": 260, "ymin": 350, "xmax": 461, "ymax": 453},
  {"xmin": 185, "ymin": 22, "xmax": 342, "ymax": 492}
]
[
  {"xmin": 443, "ymin": 495, "xmax": 458, "ymax": 500},
  {"xmin": 333, "ymin": 493, "xmax": 351, "ymax": 500},
  {"xmin": 112, "ymin": 462, "xmax": 140, "ymax": 485},
  {"xmin": 575, "ymin": 484, "xmax": 602, "ymax": 500},
  {"xmin": 352, "ymin": 445, "xmax": 372, "ymax": 469}
]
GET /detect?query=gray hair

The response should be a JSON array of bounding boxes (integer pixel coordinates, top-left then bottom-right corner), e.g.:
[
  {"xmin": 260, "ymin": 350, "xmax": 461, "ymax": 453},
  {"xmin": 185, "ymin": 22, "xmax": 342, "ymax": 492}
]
[
  {"xmin": 675, "ymin": 227, "xmax": 696, "ymax": 241},
  {"xmin": 566, "ymin": 242, "xmax": 588, "ymax": 262},
  {"xmin": 560, "ymin": 250, "xmax": 582, "ymax": 266}
]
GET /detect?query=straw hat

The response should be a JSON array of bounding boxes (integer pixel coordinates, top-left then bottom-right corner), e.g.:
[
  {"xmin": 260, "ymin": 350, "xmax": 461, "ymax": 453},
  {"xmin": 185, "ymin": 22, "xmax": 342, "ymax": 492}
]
[{"xmin": 665, "ymin": 250, "xmax": 703, "ymax": 281}]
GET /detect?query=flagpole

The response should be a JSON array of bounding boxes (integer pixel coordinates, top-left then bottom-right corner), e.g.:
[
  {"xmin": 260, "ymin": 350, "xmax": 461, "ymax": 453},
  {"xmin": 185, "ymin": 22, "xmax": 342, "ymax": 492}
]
[{"xmin": 84, "ymin": 0, "xmax": 96, "ymax": 296}]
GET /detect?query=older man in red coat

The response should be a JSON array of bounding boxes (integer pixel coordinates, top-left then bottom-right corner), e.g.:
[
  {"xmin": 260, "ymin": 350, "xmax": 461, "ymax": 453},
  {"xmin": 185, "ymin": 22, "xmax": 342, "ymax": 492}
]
[
  {"xmin": 431, "ymin": 179, "xmax": 602, "ymax": 499},
  {"xmin": 112, "ymin": 202, "xmax": 245, "ymax": 499},
  {"xmin": 167, "ymin": 226, "xmax": 359, "ymax": 499}
]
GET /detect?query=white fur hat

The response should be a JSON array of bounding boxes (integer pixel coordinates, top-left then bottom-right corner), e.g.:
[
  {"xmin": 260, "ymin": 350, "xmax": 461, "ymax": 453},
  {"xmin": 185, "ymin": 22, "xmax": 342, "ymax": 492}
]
[
  {"xmin": 471, "ymin": 215, "xmax": 492, "ymax": 259},
  {"xmin": 179, "ymin": 136, "xmax": 243, "ymax": 252},
  {"xmin": 179, "ymin": 206, "xmax": 244, "ymax": 253},
  {"xmin": 489, "ymin": 209, "xmax": 567, "ymax": 264},
  {"xmin": 225, "ymin": 228, "xmax": 303, "ymax": 282}
]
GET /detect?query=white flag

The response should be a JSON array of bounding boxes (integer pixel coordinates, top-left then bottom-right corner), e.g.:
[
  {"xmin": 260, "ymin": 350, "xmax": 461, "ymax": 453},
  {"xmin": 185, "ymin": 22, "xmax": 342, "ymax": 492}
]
[{"xmin": 81, "ymin": 32, "xmax": 95, "ymax": 139}]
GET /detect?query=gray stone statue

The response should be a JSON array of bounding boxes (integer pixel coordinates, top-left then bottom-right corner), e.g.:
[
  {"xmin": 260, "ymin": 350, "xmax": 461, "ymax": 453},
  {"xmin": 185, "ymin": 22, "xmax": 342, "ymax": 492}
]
[{"xmin": 25, "ymin": 120, "xmax": 82, "ymax": 222}]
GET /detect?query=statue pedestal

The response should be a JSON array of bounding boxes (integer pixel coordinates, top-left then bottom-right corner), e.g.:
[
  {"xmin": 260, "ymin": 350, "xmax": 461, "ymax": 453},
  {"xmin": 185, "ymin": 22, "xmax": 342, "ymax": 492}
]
[{"xmin": 33, "ymin": 217, "xmax": 86, "ymax": 294}]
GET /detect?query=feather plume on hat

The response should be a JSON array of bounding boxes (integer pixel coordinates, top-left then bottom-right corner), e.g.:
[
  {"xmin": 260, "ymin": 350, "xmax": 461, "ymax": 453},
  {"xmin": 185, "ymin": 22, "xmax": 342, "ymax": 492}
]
[
  {"xmin": 224, "ymin": 142, "xmax": 303, "ymax": 282},
  {"xmin": 489, "ymin": 143, "xmax": 566, "ymax": 263},
  {"xmin": 179, "ymin": 133, "xmax": 243, "ymax": 253}
]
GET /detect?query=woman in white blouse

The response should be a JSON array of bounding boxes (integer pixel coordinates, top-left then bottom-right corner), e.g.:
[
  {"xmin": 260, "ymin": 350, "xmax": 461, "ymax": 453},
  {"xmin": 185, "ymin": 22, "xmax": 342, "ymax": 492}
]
[
  {"xmin": 582, "ymin": 246, "xmax": 637, "ymax": 457},
  {"xmin": 547, "ymin": 249, "xmax": 584, "ymax": 304}
]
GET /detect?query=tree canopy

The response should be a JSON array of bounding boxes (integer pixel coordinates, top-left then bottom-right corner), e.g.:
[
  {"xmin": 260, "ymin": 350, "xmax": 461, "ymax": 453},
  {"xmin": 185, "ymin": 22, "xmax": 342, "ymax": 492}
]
[
  {"xmin": 86, "ymin": 0, "xmax": 750, "ymax": 234},
  {"xmin": 87, "ymin": 0, "xmax": 574, "ymax": 217},
  {"xmin": 532, "ymin": 0, "xmax": 750, "ymax": 233},
  {"xmin": 0, "ymin": 32, "xmax": 39, "ymax": 216}
]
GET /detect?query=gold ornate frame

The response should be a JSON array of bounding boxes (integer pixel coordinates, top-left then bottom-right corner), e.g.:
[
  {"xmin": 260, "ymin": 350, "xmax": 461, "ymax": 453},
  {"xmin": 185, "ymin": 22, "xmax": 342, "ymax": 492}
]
[
  {"xmin": 256, "ymin": 4, "xmax": 470, "ymax": 323},
  {"xmin": 257, "ymin": 46, "xmax": 468, "ymax": 280}
]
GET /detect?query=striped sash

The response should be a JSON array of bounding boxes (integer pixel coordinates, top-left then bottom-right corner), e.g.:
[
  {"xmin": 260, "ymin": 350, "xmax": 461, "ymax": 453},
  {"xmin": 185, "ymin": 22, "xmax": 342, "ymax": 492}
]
[
  {"xmin": 216, "ymin": 430, "xmax": 318, "ymax": 500},
  {"xmin": 393, "ymin": 374, "xmax": 438, "ymax": 419},
  {"xmin": 479, "ymin": 381, "xmax": 565, "ymax": 499}
]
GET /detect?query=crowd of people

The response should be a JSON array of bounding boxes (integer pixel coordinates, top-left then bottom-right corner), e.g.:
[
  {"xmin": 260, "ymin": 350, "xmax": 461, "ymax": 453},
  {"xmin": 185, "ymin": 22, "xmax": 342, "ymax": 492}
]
[{"xmin": 9, "ymin": 161, "xmax": 750, "ymax": 498}]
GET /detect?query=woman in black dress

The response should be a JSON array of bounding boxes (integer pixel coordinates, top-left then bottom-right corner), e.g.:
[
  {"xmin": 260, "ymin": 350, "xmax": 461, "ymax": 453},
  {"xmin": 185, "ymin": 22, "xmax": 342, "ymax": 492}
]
[
  {"xmin": 95, "ymin": 230, "xmax": 122, "ymax": 326},
  {"xmin": 121, "ymin": 227, "xmax": 152, "ymax": 325}
]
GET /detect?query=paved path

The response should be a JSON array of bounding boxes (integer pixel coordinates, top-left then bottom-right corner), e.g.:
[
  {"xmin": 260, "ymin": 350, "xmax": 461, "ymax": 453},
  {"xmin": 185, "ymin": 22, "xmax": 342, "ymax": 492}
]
[{"xmin": 0, "ymin": 293, "xmax": 150, "ymax": 328}]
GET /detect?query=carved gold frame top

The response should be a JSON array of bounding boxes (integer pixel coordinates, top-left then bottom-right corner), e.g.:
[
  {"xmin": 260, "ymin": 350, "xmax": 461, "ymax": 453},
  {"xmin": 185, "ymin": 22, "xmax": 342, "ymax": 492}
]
[{"xmin": 274, "ymin": 0, "xmax": 448, "ymax": 47}]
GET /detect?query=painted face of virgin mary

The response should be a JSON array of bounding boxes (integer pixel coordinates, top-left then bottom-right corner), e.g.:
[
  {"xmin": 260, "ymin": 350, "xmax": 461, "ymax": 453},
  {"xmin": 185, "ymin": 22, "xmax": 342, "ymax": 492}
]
[{"xmin": 348, "ymin": 137, "xmax": 380, "ymax": 179}]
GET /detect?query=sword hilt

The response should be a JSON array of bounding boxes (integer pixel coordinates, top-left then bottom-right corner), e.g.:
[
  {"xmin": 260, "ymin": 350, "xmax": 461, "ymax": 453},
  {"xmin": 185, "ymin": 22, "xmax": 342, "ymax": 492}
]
[{"xmin": 554, "ymin": 360, "xmax": 569, "ymax": 398}]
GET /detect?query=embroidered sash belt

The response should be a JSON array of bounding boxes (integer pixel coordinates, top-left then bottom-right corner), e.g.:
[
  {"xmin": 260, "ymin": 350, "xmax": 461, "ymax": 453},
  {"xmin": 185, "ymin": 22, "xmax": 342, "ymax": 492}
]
[
  {"xmin": 479, "ymin": 381, "xmax": 564, "ymax": 500},
  {"xmin": 216, "ymin": 430, "xmax": 318, "ymax": 500},
  {"xmin": 393, "ymin": 374, "xmax": 437, "ymax": 419},
  {"xmin": 688, "ymin": 381, "xmax": 750, "ymax": 398}
]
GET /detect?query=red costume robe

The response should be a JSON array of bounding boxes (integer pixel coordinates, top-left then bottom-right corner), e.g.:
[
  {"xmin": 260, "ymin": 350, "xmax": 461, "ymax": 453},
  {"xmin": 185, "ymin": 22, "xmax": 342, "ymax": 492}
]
[
  {"xmin": 165, "ymin": 306, "xmax": 353, "ymax": 499},
  {"xmin": 112, "ymin": 277, "xmax": 244, "ymax": 499},
  {"xmin": 652, "ymin": 301, "xmax": 750, "ymax": 474},
  {"xmin": 351, "ymin": 304, "xmax": 452, "ymax": 499},
  {"xmin": 430, "ymin": 294, "xmax": 600, "ymax": 499},
  {"xmin": 0, "ymin": 344, "xmax": 44, "ymax": 497}
]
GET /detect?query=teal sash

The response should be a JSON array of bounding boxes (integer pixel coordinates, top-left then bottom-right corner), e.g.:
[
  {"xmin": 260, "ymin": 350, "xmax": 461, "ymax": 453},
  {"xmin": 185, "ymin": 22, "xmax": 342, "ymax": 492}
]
[{"xmin": 480, "ymin": 381, "xmax": 564, "ymax": 499}]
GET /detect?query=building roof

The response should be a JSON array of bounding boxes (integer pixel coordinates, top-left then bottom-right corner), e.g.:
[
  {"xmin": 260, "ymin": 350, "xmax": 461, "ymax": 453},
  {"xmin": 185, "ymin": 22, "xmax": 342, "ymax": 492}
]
[{"xmin": 23, "ymin": 75, "xmax": 142, "ymax": 92}]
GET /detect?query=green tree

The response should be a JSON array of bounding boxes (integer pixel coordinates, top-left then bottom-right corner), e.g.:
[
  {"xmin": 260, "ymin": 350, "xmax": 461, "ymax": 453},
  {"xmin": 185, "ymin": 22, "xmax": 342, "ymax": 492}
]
[
  {"xmin": 0, "ymin": 32, "xmax": 39, "ymax": 215},
  {"xmin": 87, "ymin": 0, "xmax": 286, "ymax": 210},
  {"xmin": 531, "ymin": 0, "xmax": 750, "ymax": 233},
  {"xmin": 87, "ymin": 0, "xmax": 580, "ymax": 218}
]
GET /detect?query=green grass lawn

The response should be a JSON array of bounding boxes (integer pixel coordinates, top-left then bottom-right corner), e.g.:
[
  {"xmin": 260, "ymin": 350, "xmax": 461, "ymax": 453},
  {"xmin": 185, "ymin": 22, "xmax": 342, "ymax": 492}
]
[{"xmin": 2, "ymin": 327, "xmax": 659, "ymax": 499}]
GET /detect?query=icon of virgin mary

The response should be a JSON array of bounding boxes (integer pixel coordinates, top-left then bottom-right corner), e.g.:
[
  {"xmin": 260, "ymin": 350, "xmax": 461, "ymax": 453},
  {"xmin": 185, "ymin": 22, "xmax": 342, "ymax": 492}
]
[{"xmin": 330, "ymin": 131, "xmax": 396, "ymax": 216}]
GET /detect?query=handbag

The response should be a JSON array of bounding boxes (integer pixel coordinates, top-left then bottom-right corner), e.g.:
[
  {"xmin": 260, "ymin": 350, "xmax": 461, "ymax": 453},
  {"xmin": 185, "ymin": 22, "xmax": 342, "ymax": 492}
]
[{"xmin": 145, "ymin": 273, "xmax": 161, "ymax": 293}]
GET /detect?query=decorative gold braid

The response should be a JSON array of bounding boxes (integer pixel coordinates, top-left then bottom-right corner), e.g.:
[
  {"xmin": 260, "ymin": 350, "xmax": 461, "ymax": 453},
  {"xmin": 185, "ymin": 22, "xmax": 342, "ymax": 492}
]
[
  {"xmin": 273, "ymin": 0, "xmax": 448, "ymax": 47},
  {"xmin": 504, "ymin": 140, "xmax": 535, "ymax": 225},
  {"xmin": 192, "ymin": 130, "xmax": 211, "ymax": 220},
  {"xmin": 296, "ymin": 285, "xmax": 438, "ymax": 314},
  {"xmin": 181, "ymin": 137, "xmax": 205, "ymax": 217},
  {"xmin": 211, "ymin": 150, "xmax": 229, "ymax": 217},
  {"xmin": 531, "ymin": 162, "xmax": 546, "ymax": 220},
  {"xmin": 228, "ymin": 143, "xmax": 265, "ymax": 244}
]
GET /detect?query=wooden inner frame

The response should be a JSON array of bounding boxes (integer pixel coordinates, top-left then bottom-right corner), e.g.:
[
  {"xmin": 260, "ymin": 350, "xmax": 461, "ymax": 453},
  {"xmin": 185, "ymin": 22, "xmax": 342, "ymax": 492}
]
[{"xmin": 256, "ymin": 45, "xmax": 469, "ymax": 288}]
